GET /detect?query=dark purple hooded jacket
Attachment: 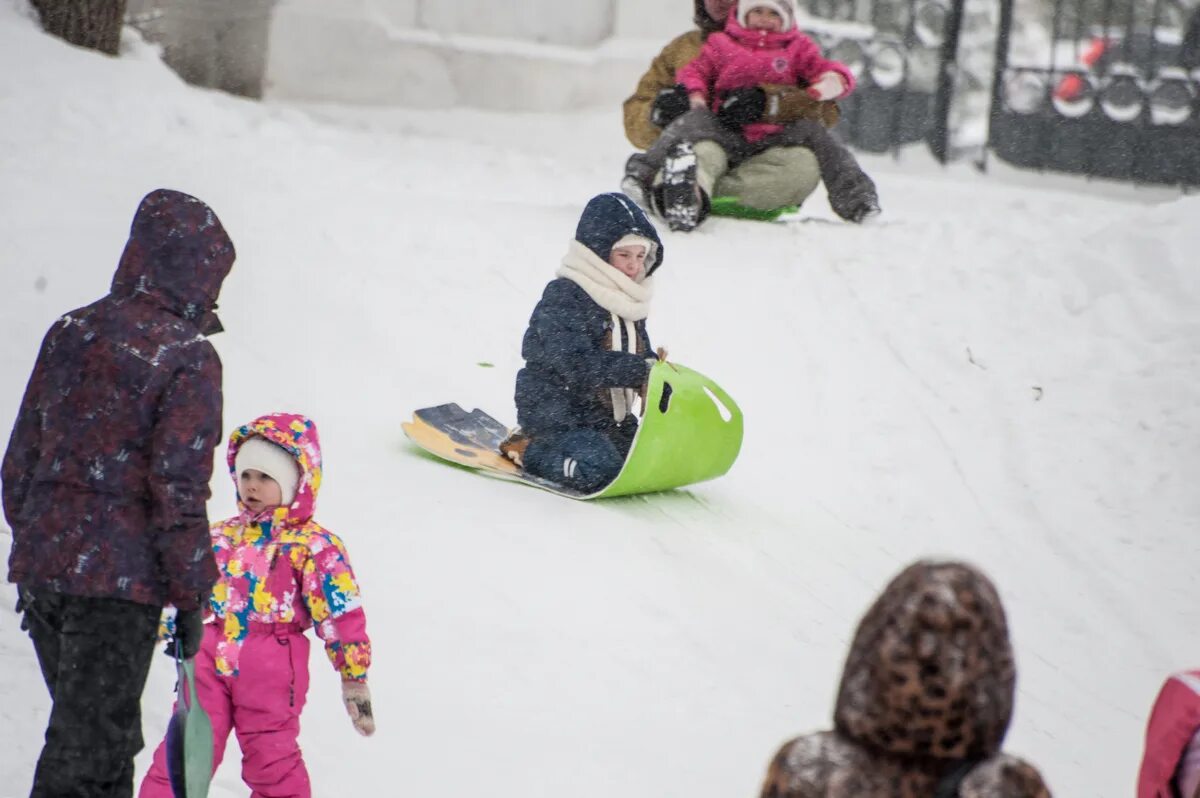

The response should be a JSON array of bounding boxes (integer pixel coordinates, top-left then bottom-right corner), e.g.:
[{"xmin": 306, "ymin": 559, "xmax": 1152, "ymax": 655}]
[{"xmin": 3, "ymin": 189, "xmax": 235, "ymax": 610}]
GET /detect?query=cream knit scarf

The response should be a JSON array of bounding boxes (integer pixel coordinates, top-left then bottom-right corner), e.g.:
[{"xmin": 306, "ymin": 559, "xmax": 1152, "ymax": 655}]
[
  {"xmin": 556, "ymin": 240, "xmax": 654, "ymax": 321},
  {"xmin": 556, "ymin": 240, "xmax": 655, "ymax": 421}
]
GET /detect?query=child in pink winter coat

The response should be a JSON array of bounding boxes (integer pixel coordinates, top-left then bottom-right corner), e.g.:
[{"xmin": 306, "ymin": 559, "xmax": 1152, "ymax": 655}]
[
  {"xmin": 139, "ymin": 413, "xmax": 373, "ymax": 798},
  {"xmin": 677, "ymin": 0, "xmax": 855, "ymax": 144},
  {"xmin": 633, "ymin": 0, "xmax": 859, "ymax": 232}
]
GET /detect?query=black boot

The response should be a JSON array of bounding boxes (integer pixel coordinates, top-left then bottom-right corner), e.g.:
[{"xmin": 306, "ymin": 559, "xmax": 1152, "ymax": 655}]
[{"xmin": 659, "ymin": 142, "xmax": 709, "ymax": 232}]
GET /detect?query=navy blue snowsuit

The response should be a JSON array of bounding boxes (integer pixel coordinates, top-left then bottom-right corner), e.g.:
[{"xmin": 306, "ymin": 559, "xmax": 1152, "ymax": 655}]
[{"xmin": 516, "ymin": 194, "xmax": 665, "ymax": 492}]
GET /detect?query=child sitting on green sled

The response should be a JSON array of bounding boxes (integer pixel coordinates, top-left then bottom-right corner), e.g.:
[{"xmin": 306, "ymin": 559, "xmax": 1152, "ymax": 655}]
[{"xmin": 501, "ymin": 193, "xmax": 666, "ymax": 492}]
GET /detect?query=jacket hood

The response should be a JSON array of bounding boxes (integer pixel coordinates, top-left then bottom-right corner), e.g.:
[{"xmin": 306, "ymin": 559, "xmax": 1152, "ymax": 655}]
[
  {"xmin": 574, "ymin": 193, "xmax": 665, "ymax": 276},
  {"xmin": 227, "ymin": 413, "xmax": 323, "ymax": 525},
  {"xmin": 110, "ymin": 189, "xmax": 235, "ymax": 335},
  {"xmin": 833, "ymin": 560, "xmax": 1016, "ymax": 761},
  {"xmin": 694, "ymin": 0, "xmax": 725, "ymax": 35}
]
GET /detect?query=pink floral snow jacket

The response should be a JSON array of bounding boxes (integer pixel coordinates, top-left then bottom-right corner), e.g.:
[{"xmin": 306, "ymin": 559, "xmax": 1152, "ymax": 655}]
[
  {"xmin": 676, "ymin": 13, "xmax": 855, "ymax": 143},
  {"xmin": 208, "ymin": 413, "xmax": 371, "ymax": 682}
]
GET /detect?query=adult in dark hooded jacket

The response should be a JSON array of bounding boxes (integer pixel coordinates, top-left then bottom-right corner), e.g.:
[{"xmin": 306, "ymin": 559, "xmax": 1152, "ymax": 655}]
[
  {"xmin": 505, "ymin": 193, "xmax": 664, "ymax": 493},
  {"xmin": 3, "ymin": 189, "xmax": 234, "ymax": 797},
  {"xmin": 760, "ymin": 560, "xmax": 1052, "ymax": 798}
]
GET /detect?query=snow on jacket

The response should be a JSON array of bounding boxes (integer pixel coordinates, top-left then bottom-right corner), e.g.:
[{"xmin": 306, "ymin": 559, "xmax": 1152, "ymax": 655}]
[
  {"xmin": 1138, "ymin": 670, "xmax": 1200, "ymax": 798},
  {"xmin": 676, "ymin": 14, "xmax": 855, "ymax": 143},
  {"xmin": 515, "ymin": 194, "xmax": 663, "ymax": 455},
  {"xmin": 3, "ymin": 189, "xmax": 232, "ymax": 610},
  {"xmin": 209, "ymin": 413, "xmax": 371, "ymax": 682},
  {"xmin": 760, "ymin": 561, "xmax": 1052, "ymax": 798}
]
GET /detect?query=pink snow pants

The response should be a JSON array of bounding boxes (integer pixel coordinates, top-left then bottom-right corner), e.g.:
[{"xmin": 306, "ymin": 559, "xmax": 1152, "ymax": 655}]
[{"xmin": 139, "ymin": 622, "xmax": 312, "ymax": 798}]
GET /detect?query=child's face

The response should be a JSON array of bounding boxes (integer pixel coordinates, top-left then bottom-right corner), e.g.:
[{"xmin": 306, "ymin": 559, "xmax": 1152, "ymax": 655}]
[
  {"xmin": 239, "ymin": 469, "xmax": 283, "ymax": 513},
  {"xmin": 746, "ymin": 7, "xmax": 784, "ymax": 31},
  {"xmin": 609, "ymin": 245, "xmax": 648, "ymax": 280}
]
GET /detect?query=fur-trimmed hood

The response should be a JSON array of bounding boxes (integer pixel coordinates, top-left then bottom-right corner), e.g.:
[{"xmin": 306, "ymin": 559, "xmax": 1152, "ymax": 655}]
[{"xmin": 834, "ymin": 560, "xmax": 1016, "ymax": 760}]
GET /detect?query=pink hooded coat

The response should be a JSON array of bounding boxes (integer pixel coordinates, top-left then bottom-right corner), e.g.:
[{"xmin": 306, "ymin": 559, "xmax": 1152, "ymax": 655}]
[
  {"xmin": 209, "ymin": 413, "xmax": 371, "ymax": 682},
  {"xmin": 676, "ymin": 13, "xmax": 855, "ymax": 143}
]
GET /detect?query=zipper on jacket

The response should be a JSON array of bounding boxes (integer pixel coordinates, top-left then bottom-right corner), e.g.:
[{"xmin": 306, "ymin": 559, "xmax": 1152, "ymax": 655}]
[{"xmin": 278, "ymin": 633, "xmax": 295, "ymax": 707}]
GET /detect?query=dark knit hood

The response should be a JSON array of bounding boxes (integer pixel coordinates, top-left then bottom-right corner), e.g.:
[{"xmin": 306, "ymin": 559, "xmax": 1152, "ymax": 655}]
[
  {"xmin": 574, "ymin": 193, "xmax": 665, "ymax": 276},
  {"xmin": 110, "ymin": 189, "xmax": 235, "ymax": 335},
  {"xmin": 833, "ymin": 560, "xmax": 1017, "ymax": 761}
]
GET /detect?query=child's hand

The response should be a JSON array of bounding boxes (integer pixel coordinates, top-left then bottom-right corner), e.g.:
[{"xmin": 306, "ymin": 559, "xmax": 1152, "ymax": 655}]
[
  {"xmin": 342, "ymin": 680, "xmax": 376, "ymax": 737},
  {"xmin": 655, "ymin": 346, "xmax": 669, "ymax": 362},
  {"xmin": 688, "ymin": 92, "xmax": 708, "ymax": 110},
  {"xmin": 806, "ymin": 71, "xmax": 848, "ymax": 101}
]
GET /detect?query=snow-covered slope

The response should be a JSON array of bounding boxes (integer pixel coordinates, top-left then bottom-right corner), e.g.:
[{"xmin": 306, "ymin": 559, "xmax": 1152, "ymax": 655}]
[{"xmin": 2, "ymin": 6, "xmax": 1198, "ymax": 796}]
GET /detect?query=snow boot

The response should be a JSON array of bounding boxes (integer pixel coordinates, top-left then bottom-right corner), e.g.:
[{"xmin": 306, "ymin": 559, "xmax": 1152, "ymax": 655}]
[
  {"xmin": 500, "ymin": 429, "xmax": 531, "ymax": 467},
  {"xmin": 659, "ymin": 142, "xmax": 709, "ymax": 232}
]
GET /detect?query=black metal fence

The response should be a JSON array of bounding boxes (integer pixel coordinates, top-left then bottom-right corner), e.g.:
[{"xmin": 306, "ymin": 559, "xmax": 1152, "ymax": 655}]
[
  {"xmin": 801, "ymin": 0, "xmax": 965, "ymax": 156},
  {"xmin": 987, "ymin": 0, "xmax": 1200, "ymax": 186}
]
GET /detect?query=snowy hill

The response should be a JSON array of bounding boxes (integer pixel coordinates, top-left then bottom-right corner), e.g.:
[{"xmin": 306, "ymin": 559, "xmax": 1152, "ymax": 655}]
[{"xmin": 2, "ymin": 4, "xmax": 1199, "ymax": 796}]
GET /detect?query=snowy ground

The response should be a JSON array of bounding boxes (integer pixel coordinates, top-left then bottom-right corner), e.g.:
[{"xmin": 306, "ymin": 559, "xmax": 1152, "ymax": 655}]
[{"xmin": 2, "ymin": 5, "xmax": 1199, "ymax": 797}]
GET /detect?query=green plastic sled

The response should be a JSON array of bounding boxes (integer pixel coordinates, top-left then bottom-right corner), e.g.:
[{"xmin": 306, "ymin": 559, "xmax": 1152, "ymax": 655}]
[
  {"xmin": 591, "ymin": 360, "xmax": 743, "ymax": 497},
  {"xmin": 710, "ymin": 195, "xmax": 799, "ymax": 222},
  {"xmin": 166, "ymin": 656, "xmax": 213, "ymax": 798},
  {"xmin": 402, "ymin": 360, "xmax": 744, "ymax": 499}
]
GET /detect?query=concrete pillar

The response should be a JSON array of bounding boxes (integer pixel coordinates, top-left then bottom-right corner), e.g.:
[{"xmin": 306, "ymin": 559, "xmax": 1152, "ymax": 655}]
[{"xmin": 157, "ymin": 0, "xmax": 278, "ymax": 98}]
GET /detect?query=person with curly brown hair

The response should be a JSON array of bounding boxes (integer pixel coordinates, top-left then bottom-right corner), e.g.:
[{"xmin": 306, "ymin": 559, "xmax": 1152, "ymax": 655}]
[{"xmin": 759, "ymin": 560, "xmax": 1052, "ymax": 798}]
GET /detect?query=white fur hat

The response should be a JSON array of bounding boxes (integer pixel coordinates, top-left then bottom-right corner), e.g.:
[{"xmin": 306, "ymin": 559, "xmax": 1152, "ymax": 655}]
[
  {"xmin": 235, "ymin": 436, "xmax": 302, "ymax": 507},
  {"xmin": 613, "ymin": 233, "xmax": 655, "ymax": 256},
  {"xmin": 738, "ymin": 0, "xmax": 795, "ymax": 30}
]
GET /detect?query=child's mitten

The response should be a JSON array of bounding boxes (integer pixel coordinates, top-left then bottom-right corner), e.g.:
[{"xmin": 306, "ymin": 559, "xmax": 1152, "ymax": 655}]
[
  {"xmin": 651, "ymin": 84, "xmax": 691, "ymax": 127},
  {"xmin": 717, "ymin": 87, "xmax": 766, "ymax": 127},
  {"xmin": 342, "ymin": 680, "xmax": 376, "ymax": 737},
  {"xmin": 805, "ymin": 71, "xmax": 848, "ymax": 101}
]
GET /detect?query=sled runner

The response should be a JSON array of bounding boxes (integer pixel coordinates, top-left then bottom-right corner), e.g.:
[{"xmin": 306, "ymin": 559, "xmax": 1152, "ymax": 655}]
[
  {"xmin": 709, "ymin": 195, "xmax": 799, "ymax": 222},
  {"xmin": 166, "ymin": 653, "xmax": 213, "ymax": 798},
  {"xmin": 402, "ymin": 361, "xmax": 743, "ymax": 499}
]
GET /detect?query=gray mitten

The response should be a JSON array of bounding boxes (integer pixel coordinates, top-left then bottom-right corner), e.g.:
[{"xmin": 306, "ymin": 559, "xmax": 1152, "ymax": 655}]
[{"xmin": 342, "ymin": 680, "xmax": 376, "ymax": 737}]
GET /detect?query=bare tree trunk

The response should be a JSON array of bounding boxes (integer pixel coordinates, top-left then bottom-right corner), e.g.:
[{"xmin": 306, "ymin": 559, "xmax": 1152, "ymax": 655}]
[{"xmin": 29, "ymin": 0, "xmax": 129, "ymax": 55}]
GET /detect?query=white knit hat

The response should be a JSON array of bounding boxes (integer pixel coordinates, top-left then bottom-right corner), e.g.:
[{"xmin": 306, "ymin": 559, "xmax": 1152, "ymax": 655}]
[
  {"xmin": 235, "ymin": 436, "xmax": 302, "ymax": 507},
  {"xmin": 612, "ymin": 234, "xmax": 657, "ymax": 267},
  {"xmin": 738, "ymin": 0, "xmax": 795, "ymax": 30}
]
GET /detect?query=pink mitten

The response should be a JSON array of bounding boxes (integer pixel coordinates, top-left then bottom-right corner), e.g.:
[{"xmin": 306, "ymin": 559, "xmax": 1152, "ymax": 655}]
[
  {"xmin": 342, "ymin": 680, "xmax": 376, "ymax": 737},
  {"xmin": 805, "ymin": 71, "xmax": 847, "ymax": 101}
]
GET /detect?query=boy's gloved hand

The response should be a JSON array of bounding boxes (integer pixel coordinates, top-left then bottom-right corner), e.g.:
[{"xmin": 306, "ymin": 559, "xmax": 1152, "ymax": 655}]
[
  {"xmin": 165, "ymin": 607, "xmax": 205, "ymax": 660},
  {"xmin": 342, "ymin": 680, "xmax": 376, "ymax": 737},
  {"xmin": 806, "ymin": 71, "xmax": 848, "ymax": 101},
  {"xmin": 718, "ymin": 87, "xmax": 766, "ymax": 127},
  {"xmin": 650, "ymin": 85, "xmax": 691, "ymax": 127}
]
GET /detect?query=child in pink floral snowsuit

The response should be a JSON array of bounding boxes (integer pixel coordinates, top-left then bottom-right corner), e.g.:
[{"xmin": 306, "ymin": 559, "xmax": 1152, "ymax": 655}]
[{"xmin": 139, "ymin": 413, "xmax": 373, "ymax": 798}]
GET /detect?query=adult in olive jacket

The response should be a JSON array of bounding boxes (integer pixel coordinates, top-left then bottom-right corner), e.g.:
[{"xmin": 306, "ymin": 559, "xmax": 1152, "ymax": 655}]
[
  {"xmin": 760, "ymin": 561, "xmax": 1052, "ymax": 798},
  {"xmin": 3, "ymin": 188, "xmax": 234, "ymax": 797},
  {"xmin": 621, "ymin": 0, "xmax": 879, "ymax": 223}
]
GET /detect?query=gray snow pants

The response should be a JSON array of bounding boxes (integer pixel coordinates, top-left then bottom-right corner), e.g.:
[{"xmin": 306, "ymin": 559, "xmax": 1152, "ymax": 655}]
[{"xmin": 626, "ymin": 108, "xmax": 879, "ymax": 221}]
